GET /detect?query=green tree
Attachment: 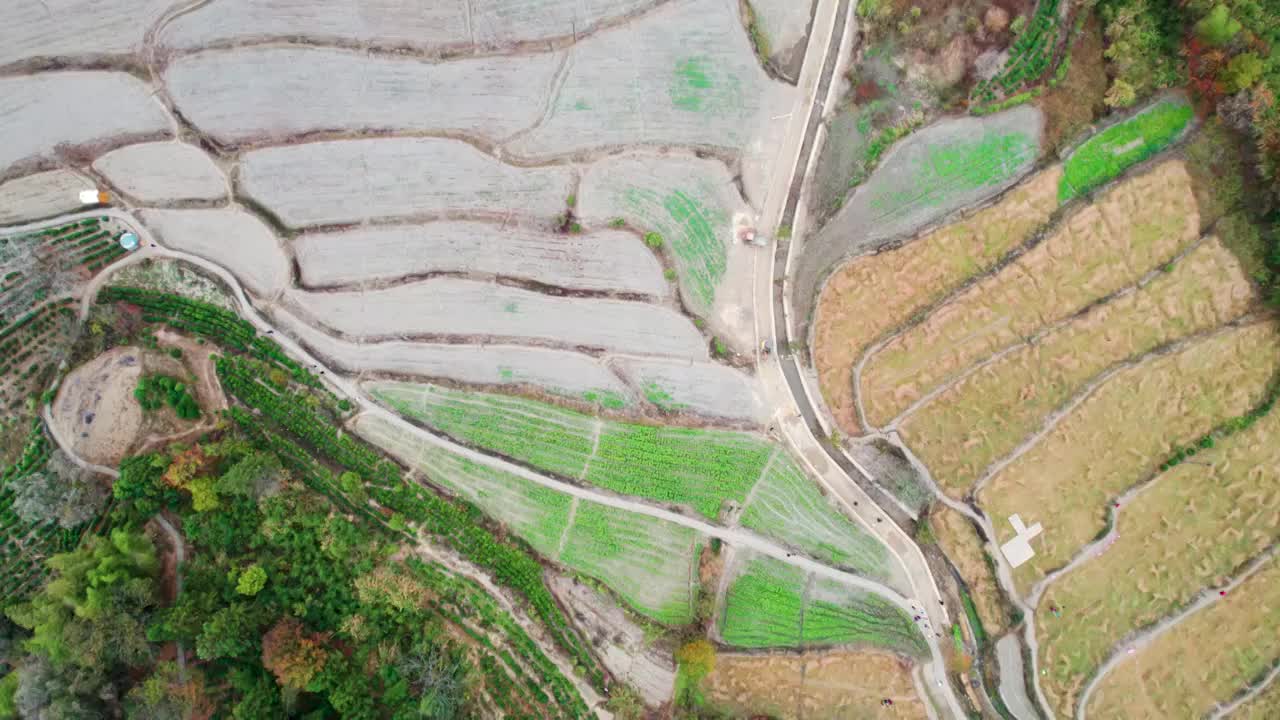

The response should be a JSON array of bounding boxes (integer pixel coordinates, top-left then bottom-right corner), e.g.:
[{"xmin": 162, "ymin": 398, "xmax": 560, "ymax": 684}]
[
  {"xmin": 195, "ymin": 603, "xmax": 263, "ymax": 661},
  {"xmin": 0, "ymin": 672, "xmax": 15, "ymax": 719},
  {"xmin": 236, "ymin": 565, "xmax": 267, "ymax": 596},
  {"xmin": 1194, "ymin": 4, "xmax": 1242, "ymax": 45},
  {"xmin": 1222, "ymin": 51, "xmax": 1264, "ymax": 92},
  {"xmin": 114, "ymin": 454, "xmax": 180, "ymax": 519},
  {"xmin": 6, "ymin": 530, "xmax": 158, "ymax": 670}
]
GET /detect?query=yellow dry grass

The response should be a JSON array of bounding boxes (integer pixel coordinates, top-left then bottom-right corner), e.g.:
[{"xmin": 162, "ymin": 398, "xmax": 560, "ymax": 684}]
[
  {"xmin": 930, "ymin": 506, "xmax": 1008, "ymax": 637},
  {"xmin": 1036, "ymin": 403, "xmax": 1280, "ymax": 717},
  {"xmin": 1085, "ymin": 556, "xmax": 1280, "ymax": 720},
  {"xmin": 979, "ymin": 320, "xmax": 1280, "ymax": 593},
  {"xmin": 702, "ymin": 650, "xmax": 926, "ymax": 719},
  {"xmin": 1235, "ymin": 674, "xmax": 1280, "ymax": 720},
  {"xmin": 902, "ymin": 238, "xmax": 1256, "ymax": 494},
  {"xmin": 861, "ymin": 160, "xmax": 1201, "ymax": 427},
  {"xmin": 811, "ymin": 166, "xmax": 1062, "ymax": 435}
]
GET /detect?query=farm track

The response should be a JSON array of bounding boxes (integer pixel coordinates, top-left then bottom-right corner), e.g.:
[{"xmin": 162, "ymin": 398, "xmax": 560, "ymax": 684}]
[
  {"xmin": 1073, "ymin": 546, "xmax": 1278, "ymax": 720},
  {"xmin": 5, "ymin": 207, "xmax": 955, "ymax": 715},
  {"xmin": 1209, "ymin": 663, "xmax": 1280, "ymax": 720}
]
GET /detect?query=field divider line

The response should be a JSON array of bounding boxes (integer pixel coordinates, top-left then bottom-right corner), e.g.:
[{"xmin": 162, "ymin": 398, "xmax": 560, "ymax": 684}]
[
  {"xmin": 733, "ymin": 448, "xmax": 780, "ymax": 526},
  {"xmin": 579, "ymin": 417, "xmax": 603, "ymax": 481},
  {"xmin": 1208, "ymin": 661, "xmax": 1280, "ymax": 720},
  {"xmin": 969, "ymin": 316, "xmax": 1261, "ymax": 502},
  {"xmin": 1073, "ymin": 545, "xmax": 1278, "ymax": 720},
  {"xmin": 553, "ymin": 497, "xmax": 580, "ymax": 563}
]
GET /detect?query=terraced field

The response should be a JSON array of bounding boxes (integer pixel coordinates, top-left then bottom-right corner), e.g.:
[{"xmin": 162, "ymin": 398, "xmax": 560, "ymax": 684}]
[
  {"xmin": 1036, "ymin": 401, "xmax": 1280, "ymax": 717},
  {"xmin": 367, "ymin": 381, "xmax": 895, "ymax": 584},
  {"xmin": 354, "ymin": 412, "xmax": 703, "ymax": 625},
  {"xmin": 1059, "ymin": 95, "xmax": 1195, "ymax": 202},
  {"xmin": 718, "ymin": 555, "xmax": 925, "ymax": 655}
]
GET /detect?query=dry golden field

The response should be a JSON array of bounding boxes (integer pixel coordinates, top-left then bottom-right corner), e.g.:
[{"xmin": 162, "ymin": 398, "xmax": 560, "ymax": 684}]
[
  {"xmin": 900, "ymin": 238, "xmax": 1254, "ymax": 491},
  {"xmin": 702, "ymin": 650, "xmax": 926, "ymax": 719},
  {"xmin": 1036, "ymin": 403, "xmax": 1280, "ymax": 717},
  {"xmin": 930, "ymin": 507, "xmax": 1007, "ymax": 638},
  {"xmin": 980, "ymin": 320, "xmax": 1280, "ymax": 592},
  {"xmin": 1085, "ymin": 555, "xmax": 1280, "ymax": 719},
  {"xmin": 811, "ymin": 167, "xmax": 1062, "ymax": 434},
  {"xmin": 861, "ymin": 161, "xmax": 1201, "ymax": 428}
]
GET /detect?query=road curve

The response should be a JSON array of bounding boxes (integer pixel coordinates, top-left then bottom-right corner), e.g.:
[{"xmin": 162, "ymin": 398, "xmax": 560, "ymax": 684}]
[{"xmin": 746, "ymin": 0, "xmax": 965, "ymax": 716}]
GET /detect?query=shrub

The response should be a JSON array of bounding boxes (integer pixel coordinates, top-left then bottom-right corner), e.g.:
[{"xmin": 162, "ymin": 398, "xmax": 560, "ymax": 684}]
[{"xmin": 643, "ymin": 232, "xmax": 663, "ymax": 249}]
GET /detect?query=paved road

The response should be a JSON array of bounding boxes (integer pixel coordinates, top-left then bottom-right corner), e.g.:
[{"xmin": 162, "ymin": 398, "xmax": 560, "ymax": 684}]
[
  {"xmin": 997, "ymin": 634, "xmax": 1039, "ymax": 720},
  {"xmin": 745, "ymin": 0, "xmax": 964, "ymax": 717}
]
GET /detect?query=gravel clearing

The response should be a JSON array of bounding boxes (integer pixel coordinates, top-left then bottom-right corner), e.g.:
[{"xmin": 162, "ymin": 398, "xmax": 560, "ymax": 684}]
[
  {"xmin": 793, "ymin": 105, "xmax": 1043, "ymax": 329},
  {"xmin": 548, "ymin": 576, "xmax": 676, "ymax": 705},
  {"xmin": 165, "ymin": 46, "xmax": 558, "ymax": 145},
  {"xmin": 508, "ymin": 0, "xmax": 791, "ymax": 157},
  {"xmin": 0, "ymin": 170, "xmax": 95, "ymax": 224},
  {"xmin": 286, "ymin": 279, "xmax": 708, "ymax": 357},
  {"xmin": 240, "ymin": 138, "xmax": 574, "ymax": 228},
  {"xmin": 274, "ymin": 303, "xmax": 633, "ymax": 402},
  {"xmin": 139, "ymin": 208, "xmax": 290, "ymax": 297},
  {"xmin": 294, "ymin": 221, "xmax": 667, "ymax": 296},
  {"xmin": 50, "ymin": 346, "xmax": 145, "ymax": 467},
  {"xmin": 2, "ymin": 0, "xmax": 166, "ymax": 67},
  {"xmin": 612, "ymin": 356, "xmax": 765, "ymax": 422},
  {"xmin": 0, "ymin": 72, "xmax": 170, "ymax": 178},
  {"xmin": 92, "ymin": 142, "xmax": 226, "ymax": 203},
  {"xmin": 161, "ymin": 0, "xmax": 655, "ymax": 50},
  {"xmin": 579, "ymin": 153, "xmax": 745, "ymax": 315}
]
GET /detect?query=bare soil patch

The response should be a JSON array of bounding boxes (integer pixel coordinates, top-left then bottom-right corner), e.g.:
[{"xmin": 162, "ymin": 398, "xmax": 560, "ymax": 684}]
[
  {"xmin": 1037, "ymin": 403, "xmax": 1280, "ymax": 717},
  {"xmin": 50, "ymin": 346, "xmax": 203, "ymax": 467},
  {"xmin": 549, "ymin": 575, "xmax": 676, "ymax": 706},
  {"xmin": 901, "ymin": 237, "xmax": 1256, "ymax": 492},
  {"xmin": 861, "ymin": 160, "xmax": 1201, "ymax": 428},
  {"xmin": 1085, "ymin": 556, "xmax": 1280, "ymax": 720},
  {"xmin": 980, "ymin": 320, "xmax": 1280, "ymax": 594},
  {"xmin": 703, "ymin": 650, "xmax": 926, "ymax": 719},
  {"xmin": 812, "ymin": 166, "xmax": 1061, "ymax": 434},
  {"xmin": 1039, "ymin": 16, "xmax": 1108, "ymax": 154}
]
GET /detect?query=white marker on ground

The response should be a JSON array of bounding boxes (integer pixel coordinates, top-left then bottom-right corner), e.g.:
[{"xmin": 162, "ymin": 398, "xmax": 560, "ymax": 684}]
[{"xmin": 1000, "ymin": 514, "xmax": 1044, "ymax": 569}]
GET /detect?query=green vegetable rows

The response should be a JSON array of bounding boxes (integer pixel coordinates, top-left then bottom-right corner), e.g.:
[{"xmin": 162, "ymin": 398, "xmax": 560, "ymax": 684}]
[
  {"xmin": 719, "ymin": 557, "xmax": 926, "ymax": 656},
  {"xmin": 971, "ymin": 0, "xmax": 1064, "ymax": 104},
  {"xmin": 372, "ymin": 381, "xmax": 771, "ymax": 520},
  {"xmin": 1059, "ymin": 98, "xmax": 1195, "ymax": 202},
  {"xmin": 739, "ymin": 453, "xmax": 890, "ymax": 580}
]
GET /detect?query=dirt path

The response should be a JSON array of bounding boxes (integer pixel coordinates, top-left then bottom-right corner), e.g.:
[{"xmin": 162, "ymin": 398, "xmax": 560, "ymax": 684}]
[{"xmin": 1208, "ymin": 663, "xmax": 1280, "ymax": 720}]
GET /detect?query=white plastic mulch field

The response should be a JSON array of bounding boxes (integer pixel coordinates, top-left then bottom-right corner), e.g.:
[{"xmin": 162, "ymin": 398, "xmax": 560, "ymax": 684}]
[
  {"xmin": 0, "ymin": 72, "xmax": 169, "ymax": 178},
  {"xmin": 165, "ymin": 46, "xmax": 559, "ymax": 145},
  {"xmin": 240, "ymin": 138, "xmax": 574, "ymax": 228},
  {"xmin": 0, "ymin": 170, "xmax": 93, "ymax": 225},
  {"xmin": 294, "ymin": 221, "xmax": 667, "ymax": 296},
  {"xmin": 288, "ymin": 279, "xmax": 707, "ymax": 357},
  {"xmin": 139, "ymin": 208, "xmax": 290, "ymax": 297},
  {"xmin": 93, "ymin": 142, "xmax": 226, "ymax": 203},
  {"xmin": 3, "ymin": 0, "xmax": 167, "ymax": 68},
  {"xmin": 612, "ymin": 356, "xmax": 765, "ymax": 422}
]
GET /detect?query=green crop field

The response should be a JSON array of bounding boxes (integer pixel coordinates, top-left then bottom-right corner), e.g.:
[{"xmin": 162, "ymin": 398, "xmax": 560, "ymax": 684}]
[
  {"xmin": 1059, "ymin": 97, "xmax": 1194, "ymax": 201},
  {"xmin": 370, "ymin": 381, "xmax": 772, "ymax": 520},
  {"xmin": 559, "ymin": 501, "xmax": 702, "ymax": 625},
  {"xmin": 739, "ymin": 453, "xmax": 889, "ymax": 578},
  {"xmin": 358, "ymin": 413, "xmax": 703, "ymax": 625},
  {"xmin": 866, "ymin": 129, "xmax": 1038, "ymax": 217},
  {"xmin": 371, "ymin": 382, "xmax": 598, "ymax": 481},
  {"xmin": 623, "ymin": 184, "xmax": 728, "ymax": 312},
  {"xmin": 719, "ymin": 556, "xmax": 926, "ymax": 655}
]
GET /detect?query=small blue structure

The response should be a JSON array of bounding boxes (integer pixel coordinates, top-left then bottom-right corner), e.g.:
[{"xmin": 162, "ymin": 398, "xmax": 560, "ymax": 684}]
[{"xmin": 119, "ymin": 232, "xmax": 139, "ymax": 251}]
